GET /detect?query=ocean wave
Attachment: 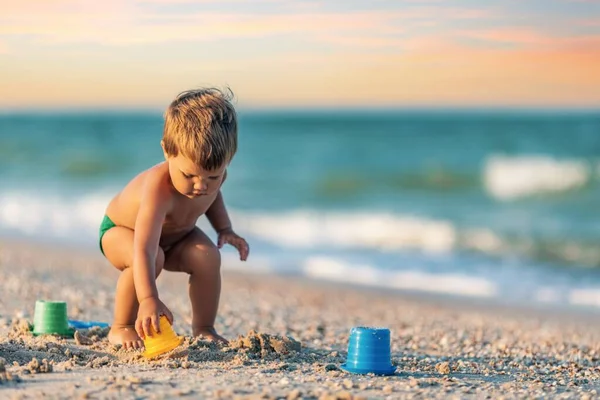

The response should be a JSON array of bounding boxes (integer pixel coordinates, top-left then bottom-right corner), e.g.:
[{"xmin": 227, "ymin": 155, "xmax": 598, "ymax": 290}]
[
  {"xmin": 3, "ymin": 190, "xmax": 600, "ymax": 309},
  {"xmin": 0, "ymin": 191, "xmax": 110, "ymax": 240},
  {"xmin": 232, "ymin": 211, "xmax": 458, "ymax": 253},
  {"xmin": 483, "ymin": 155, "xmax": 591, "ymax": 200},
  {"xmin": 233, "ymin": 210, "xmax": 600, "ymax": 268},
  {"xmin": 222, "ymin": 252, "xmax": 600, "ymax": 309},
  {"xmin": 302, "ymin": 256, "xmax": 497, "ymax": 298},
  {"xmin": 317, "ymin": 155, "xmax": 595, "ymax": 200},
  {"xmin": 1, "ymin": 191, "xmax": 600, "ymax": 269},
  {"xmin": 569, "ymin": 288, "xmax": 600, "ymax": 308}
]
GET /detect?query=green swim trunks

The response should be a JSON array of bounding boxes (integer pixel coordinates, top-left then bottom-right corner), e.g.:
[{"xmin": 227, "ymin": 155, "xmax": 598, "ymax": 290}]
[{"xmin": 98, "ymin": 215, "xmax": 116, "ymax": 256}]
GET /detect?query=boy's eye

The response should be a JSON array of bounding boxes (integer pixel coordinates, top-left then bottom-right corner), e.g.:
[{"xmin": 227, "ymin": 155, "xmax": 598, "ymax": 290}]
[
  {"xmin": 183, "ymin": 173, "xmax": 193, "ymax": 178},
  {"xmin": 209, "ymin": 176, "xmax": 221, "ymax": 180}
]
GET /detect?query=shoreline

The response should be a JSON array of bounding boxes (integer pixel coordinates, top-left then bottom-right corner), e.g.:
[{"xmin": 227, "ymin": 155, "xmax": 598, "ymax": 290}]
[{"xmin": 2, "ymin": 238, "xmax": 600, "ymax": 398}]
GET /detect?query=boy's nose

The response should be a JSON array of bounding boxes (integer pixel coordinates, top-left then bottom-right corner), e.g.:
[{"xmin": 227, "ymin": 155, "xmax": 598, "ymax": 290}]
[{"xmin": 194, "ymin": 181, "xmax": 207, "ymax": 191}]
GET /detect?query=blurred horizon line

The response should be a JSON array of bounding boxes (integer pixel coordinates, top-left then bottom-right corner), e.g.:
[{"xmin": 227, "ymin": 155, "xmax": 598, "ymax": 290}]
[{"xmin": 1, "ymin": 105, "xmax": 600, "ymax": 116}]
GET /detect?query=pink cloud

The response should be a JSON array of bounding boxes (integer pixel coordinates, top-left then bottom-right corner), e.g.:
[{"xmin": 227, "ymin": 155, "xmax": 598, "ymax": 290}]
[
  {"xmin": 317, "ymin": 35, "xmax": 407, "ymax": 48},
  {"xmin": 459, "ymin": 28, "xmax": 549, "ymax": 45},
  {"xmin": 136, "ymin": 0, "xmax": 279, "ymax": 3},
  {"xmin": 399, "ymin": 35, "xmax": 471, "ymax": 53},
  {"xmin": 455, "ymin": 27, "xmax": 600, "ymax": 54},
  {"xmin": 0, "ymin": 10, "xmax": 411, "ymax": 45},
  {"xmin": 578, "ymin": 19, "xmax": 600, "ymax": 27},
  {"xmin": 1, "ymin": 1, "xmax": 493, "ymax": 48},
  {"xmin": 2, "ymin": 0, "xmax": 130, "ymax": 15}
]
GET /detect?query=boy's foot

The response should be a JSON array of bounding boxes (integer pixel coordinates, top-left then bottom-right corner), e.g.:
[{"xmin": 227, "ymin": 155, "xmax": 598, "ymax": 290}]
[
  {"xmin": 108, "ymin": 324, "xmax": 144, "ymax": 350},
  {"xmin": 193, "ymin": 326, "xmax": 229, "ymax": 345}
]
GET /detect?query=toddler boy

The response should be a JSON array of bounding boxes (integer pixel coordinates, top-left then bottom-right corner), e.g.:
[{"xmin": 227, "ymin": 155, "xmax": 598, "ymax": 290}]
[{"xmin": 99, "ymin": 88, "xmax": 249, "ymax": 349}]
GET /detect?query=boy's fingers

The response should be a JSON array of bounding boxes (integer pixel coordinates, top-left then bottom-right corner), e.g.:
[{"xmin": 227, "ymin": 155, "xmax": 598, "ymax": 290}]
[
  {"xmin": 242, "ymin": 241, "xmax": 249, "ymax": 259},
  {"xmin": 135, "ymin": 320, "xmax": 145, "ymax": 339},
  {"xmin": 142, "ymin": 317, "xmax": 152, "ymax": 338},
  {"xmin": 220, "ymin": 235, "xmax": 248, "ymax": 258},
  {"xmin": 239, "ymin": 243, "xmax": 248, "ymax": 260},
  {"xmin": 152, "ymin": 315, "xmax": 160, "ymax": 333},
  {"xmin": 234, "ymin": 240, "xmax": 248, "ymax": 260}
]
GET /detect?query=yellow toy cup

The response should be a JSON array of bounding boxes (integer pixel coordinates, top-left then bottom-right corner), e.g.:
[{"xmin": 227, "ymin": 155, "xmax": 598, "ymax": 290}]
[{"xmin": 142, "ymin": 315, "xmax": 183, "ymax": 360}]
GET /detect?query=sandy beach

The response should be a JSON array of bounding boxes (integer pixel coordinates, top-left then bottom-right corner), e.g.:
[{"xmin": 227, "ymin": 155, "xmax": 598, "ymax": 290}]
[{"xmin": 1, "ymin": 239, "xmax": 600, "ymax": 400}]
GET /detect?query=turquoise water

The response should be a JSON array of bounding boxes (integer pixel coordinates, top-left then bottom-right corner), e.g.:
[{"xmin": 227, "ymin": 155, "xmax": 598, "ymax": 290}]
[{"xmin": 2, "ymin": 110, "xmax": 600, "ymax": 308}]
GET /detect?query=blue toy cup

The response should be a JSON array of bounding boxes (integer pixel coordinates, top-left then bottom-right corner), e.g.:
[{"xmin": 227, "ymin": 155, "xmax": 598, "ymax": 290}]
[{"xmin": 341, "ymin": 327, "xmax": 396, "ymax": 375}]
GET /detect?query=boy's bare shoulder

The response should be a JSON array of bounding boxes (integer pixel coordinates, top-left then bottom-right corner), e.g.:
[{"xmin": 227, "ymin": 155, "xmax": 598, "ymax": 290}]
[
  {"xmin": 140, "ymin": 162, "xmax": 174, "ymax": 199},
  {"xmin": 143, "ymin": 162, "xmax": 168, "ymax": 182},
  {"xmin": 106, "ymin": 162, "xmax": 173, "ymax": 227},
  {"xmin": 123, "ymin": 162, "xmax": 169, "ymax": 194}
]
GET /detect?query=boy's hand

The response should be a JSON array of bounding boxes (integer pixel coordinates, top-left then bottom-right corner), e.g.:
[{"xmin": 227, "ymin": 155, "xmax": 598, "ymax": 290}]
[
  {"xmin": 135, "ymin": 297, "xmax": 174, "ymax": 339},
  {"xmin": 217, "ymin": 228, "xmax": 249, "ymax": 261}
]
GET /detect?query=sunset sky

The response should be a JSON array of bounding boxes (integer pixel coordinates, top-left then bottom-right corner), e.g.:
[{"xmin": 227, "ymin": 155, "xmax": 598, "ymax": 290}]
[{"xmin": 1, "ymin": 0, "xmax": 599, "ymax": 109}]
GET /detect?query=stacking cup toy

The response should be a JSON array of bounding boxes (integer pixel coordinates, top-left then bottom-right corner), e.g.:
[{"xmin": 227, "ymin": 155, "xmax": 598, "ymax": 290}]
[
  {"xmin": 142, "ymin": 315, "xmax": 183, "ymax": 359},
  {"xmin": 32, "ymin": 300, "xmax": 73, "ymax": 336},
  {"xmin": 341, "ymin": 327, "xmax": 396, "ymax": 375}
]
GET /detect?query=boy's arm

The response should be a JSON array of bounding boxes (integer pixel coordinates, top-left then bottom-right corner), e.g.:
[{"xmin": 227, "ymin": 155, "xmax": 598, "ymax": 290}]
[
  {"xmin": 206, "ymin": 169, "xmax": 231, "ymax": 233},
  {"xmin": 132, "ymin": 176, "xmax": 169, "ymax": 303},
  {"xmin": 206, "ymin": 189, "xmax": 250, "ymax": 261},
  {"xmin": 205, "ymin": 190, "xmax": 232, "ymax": 234}
]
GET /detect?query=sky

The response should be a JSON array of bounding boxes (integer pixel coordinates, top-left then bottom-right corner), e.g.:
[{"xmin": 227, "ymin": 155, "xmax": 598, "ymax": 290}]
[{"xmin": 1, "ymin": 0, "xmax": 599, "ymax": 110}]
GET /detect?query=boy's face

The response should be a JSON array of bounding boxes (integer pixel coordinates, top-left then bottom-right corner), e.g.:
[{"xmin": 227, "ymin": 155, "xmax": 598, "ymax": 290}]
[{"xmin": 166, "ymin": 153, "xmax": 227, "ymax": 199}]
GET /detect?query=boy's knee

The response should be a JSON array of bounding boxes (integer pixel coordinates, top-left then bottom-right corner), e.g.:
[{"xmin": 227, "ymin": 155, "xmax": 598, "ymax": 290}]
[{"xmin": 186, "ymin": 243, "xmax": 221, "ymax": 274}]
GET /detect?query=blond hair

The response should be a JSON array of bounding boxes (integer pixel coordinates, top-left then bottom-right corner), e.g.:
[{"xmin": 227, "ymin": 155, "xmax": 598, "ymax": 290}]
[{"xmin": 162, "ymin": 88, "xmax": 238, "ymax": 170}]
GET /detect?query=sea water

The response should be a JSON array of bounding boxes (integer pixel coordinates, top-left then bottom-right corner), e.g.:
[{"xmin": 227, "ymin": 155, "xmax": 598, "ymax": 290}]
[{"xmin": 2, "ymin": 109, "xmax": 600, "ymax": 309}]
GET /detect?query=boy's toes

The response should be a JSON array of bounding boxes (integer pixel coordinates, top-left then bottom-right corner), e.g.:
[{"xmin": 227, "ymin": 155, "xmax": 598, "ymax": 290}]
[
  {"xmin": 123, "ymin": 339, "xmax": 144, "ymax": 350},
  {"xmin": 122, "ymin": 339, "xmax": 142, "ymax": 350},
  {"xmin": 193, "ymin": 326, "xmax": 229, "ymax": 345},
  {"xmin": 211, "ymin": 334, "xmax": 229, "ymax": 346},
  {"xmin": 108, "ymin": 325, "xmax": 144, "ymax": 351}
]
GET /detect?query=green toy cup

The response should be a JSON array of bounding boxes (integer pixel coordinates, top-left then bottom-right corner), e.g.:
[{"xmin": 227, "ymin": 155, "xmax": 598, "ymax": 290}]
[{"xmin": 33, "ymin": 300, "xmax": 72, "ymax": 336}]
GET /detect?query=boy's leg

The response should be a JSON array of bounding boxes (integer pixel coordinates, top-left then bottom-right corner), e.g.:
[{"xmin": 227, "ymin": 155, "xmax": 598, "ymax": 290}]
[
  {"xmin": 101, "ymin": 226, "xmax": 165, "ymax": 349},
  {"xmin": 164, "ymin": 227, "xmax": 227, "ymax": 344}
]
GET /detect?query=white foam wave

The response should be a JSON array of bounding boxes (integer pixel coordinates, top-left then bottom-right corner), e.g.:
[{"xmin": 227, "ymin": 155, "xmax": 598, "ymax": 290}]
[
  {"xmin": 533, "ymin": 287, "xmax": 600, "ymax": 309},
  {"xmin": 221, "ymin": 253, "xmax": 273, "ymax": 274},
  {"xmin": 232, "ymin": 211, "xmax": 523, "ymax": 257},
  {"xmin": 534, "ymin": 287, "xmax": 562, "ymax": 304},
  {"xmin": 0, "ymin": 192, "xmax": 464, "ymax": 254},
  {"xmin": 3, "ymin": 190, "xmax": 600, "ymax": 310},
  {"xmin": 0, "ymin": 191, "xmax": 110, "ymax": 241},
  {"xmin": 232, "ymin": 211, "xmax": 458, "ymax": 253},
  {"xmin": 484, "ymin": 155, "xmax": 590, "ymax": 200},
  {"xmin": 1, "ymin": 190, "xmax": 598, "ymax": 273},
  {"xmin": 0, "ymin": 191, "xmax": 572, "ymax": 264},
  {"xmin": 569, "ymin": 288, "xmax": 600, "ymax": 308},
  {"xmin": 303, "ymin": 256, "xmax": 497, "ymax": 298}
]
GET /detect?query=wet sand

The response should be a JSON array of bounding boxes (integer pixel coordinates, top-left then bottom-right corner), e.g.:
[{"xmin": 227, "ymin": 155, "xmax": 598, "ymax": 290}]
[{"xmin": 1, "ymin": 239, "xmax": 600, "ymax": 399}]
